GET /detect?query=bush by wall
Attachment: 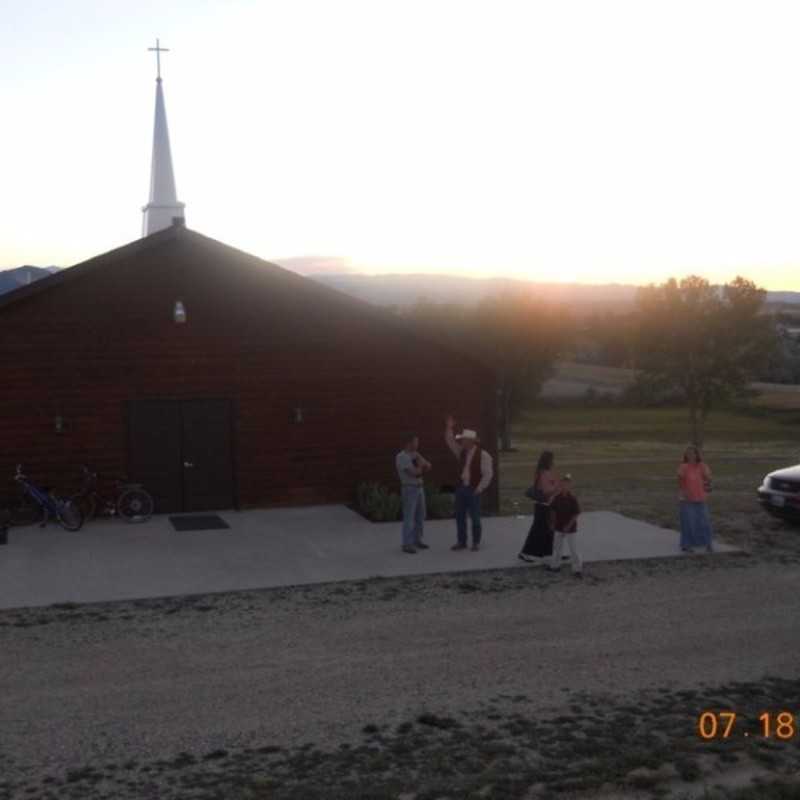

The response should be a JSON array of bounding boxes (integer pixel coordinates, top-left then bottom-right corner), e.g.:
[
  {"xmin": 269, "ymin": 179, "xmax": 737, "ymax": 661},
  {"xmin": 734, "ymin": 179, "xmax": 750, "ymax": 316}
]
[
  {"xmin": 356, "ymin": 482, "xmax": 455, "ymax": 522},
  {"xmin": 424, "ymin": 485, "xmax": 455, "ymax": 519},
  {"xmin": 356, "ymin": 482, "xmax": 401, "ymax": 522}
]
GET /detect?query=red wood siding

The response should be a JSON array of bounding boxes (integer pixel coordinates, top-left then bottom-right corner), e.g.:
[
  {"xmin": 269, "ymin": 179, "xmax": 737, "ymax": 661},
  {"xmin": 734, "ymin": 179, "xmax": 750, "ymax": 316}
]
[{"xmin": 0, "ymin": 229, "xmax": 498, "ymax": 510}]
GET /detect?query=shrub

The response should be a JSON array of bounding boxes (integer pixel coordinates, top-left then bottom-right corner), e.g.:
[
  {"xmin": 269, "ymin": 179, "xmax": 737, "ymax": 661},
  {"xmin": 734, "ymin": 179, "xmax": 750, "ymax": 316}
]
[
  {"xmin": 355, "ymin": 482, "xmax": 454, "ymax": 521},
  {"xmin": 424, "ymin": 484, "xmax": 455, "ymax": 519},
  {"xmin": 356, "ymin": 482, "xmax": 402, "ymax": 522}
]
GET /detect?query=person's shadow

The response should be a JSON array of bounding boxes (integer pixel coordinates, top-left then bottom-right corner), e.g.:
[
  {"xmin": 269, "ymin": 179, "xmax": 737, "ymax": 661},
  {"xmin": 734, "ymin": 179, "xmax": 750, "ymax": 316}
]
[{"xmin": 0, "ymin": 507, "xmax": 10, "ymax": 546}]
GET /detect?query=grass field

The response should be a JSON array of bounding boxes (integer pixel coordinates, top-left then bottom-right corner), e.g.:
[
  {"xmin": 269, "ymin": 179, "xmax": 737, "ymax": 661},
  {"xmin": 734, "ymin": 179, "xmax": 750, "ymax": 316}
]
[
  {"xmin": 751, "ymin": 382, "xmax": 800, "ymax": 411},
  {"xmin": 542, "ymin": 361, "xmax": 800, "ymax": 411},
  {"xmin": 540, "ymin": 361, "xmax": 634, "ymax": 398},
  {"xmin": 499, "ymin": 405, "xmax": 800, "ymax": 555}
]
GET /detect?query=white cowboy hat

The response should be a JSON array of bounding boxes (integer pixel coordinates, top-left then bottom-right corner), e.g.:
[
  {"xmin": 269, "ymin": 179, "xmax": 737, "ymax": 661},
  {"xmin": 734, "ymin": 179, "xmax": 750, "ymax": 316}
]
[{"xmin": 455, "ymin": 428, "xmax": 478, "ymax": 440}]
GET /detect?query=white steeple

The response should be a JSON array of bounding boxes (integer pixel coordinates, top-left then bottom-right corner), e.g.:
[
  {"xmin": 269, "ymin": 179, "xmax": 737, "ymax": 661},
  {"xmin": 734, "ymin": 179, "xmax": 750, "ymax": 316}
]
[{"xmin": 142, "ymin": 39, "xmax": 185, "ymax": 237}]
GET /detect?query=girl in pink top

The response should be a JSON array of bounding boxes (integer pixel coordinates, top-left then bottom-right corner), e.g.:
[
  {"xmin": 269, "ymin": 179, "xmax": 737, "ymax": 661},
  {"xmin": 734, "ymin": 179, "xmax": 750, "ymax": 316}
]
[{"xmin": 678, "ymin": 445, "xmax": 713, "ymax": 552}]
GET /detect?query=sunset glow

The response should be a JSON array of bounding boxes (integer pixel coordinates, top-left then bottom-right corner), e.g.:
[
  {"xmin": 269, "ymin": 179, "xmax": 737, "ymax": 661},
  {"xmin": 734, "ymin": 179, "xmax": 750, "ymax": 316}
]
[{"xmin": 2, "ymin": 0, "xmax": 800, "ymax": 289}]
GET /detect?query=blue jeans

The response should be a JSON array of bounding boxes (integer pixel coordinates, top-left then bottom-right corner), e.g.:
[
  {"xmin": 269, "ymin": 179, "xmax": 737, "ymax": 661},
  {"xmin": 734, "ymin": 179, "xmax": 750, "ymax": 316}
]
[
  {"xmin": 455, "ymin": 485, "xmax": 481, "ymax": 545},
  {"xmin": 401, "ymin": 486, "xmax": 426, "ymax": 547}
]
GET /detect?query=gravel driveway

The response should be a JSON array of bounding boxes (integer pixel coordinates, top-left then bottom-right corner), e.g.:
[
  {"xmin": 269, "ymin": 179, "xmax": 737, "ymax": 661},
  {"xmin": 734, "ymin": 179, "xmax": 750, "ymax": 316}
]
[{"xmin": 1, "ymin": 553, "xmax": 799, "ymax": 799}]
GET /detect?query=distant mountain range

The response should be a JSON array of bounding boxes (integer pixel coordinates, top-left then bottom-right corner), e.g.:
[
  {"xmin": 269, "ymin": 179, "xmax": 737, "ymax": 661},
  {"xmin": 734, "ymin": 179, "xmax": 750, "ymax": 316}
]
[
  {"xmin": 307, "ymin": 272, "xmax": 644, "ymax": 311},
  {"xmin": 273, "ymin": 257, "xmax": 800, "ymax": 310},
  {"xmin": 2, "ymin": 261, "xmax": 799, "ymax": 313},
  {"xmin": 0, "ymin": 265, "xmax": 60, "ymax": 294},
  {"xmin": 305, "ymin": 273, "xmax": 800, "ymax": 314}
]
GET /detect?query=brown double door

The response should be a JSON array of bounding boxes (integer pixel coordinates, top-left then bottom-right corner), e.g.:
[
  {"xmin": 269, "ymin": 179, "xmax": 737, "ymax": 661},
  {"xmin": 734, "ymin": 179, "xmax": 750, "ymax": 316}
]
[{"xmin": 129, "ymin": 399, "xmax": 235, "ymax": 513}]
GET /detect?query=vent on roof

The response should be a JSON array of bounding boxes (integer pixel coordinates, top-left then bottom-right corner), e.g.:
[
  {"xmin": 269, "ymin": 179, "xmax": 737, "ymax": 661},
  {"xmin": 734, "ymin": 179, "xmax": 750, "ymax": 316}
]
[{"xmin": 171, "ymin": 216, "xmax": 186, "ymax": 227}]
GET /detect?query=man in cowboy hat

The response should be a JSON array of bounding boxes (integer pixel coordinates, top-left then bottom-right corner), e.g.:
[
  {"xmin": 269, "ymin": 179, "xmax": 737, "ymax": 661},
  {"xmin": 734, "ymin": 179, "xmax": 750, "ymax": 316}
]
[{"xmin": 445, "ymin": 415, "xmax": 494, "ymax": 551}]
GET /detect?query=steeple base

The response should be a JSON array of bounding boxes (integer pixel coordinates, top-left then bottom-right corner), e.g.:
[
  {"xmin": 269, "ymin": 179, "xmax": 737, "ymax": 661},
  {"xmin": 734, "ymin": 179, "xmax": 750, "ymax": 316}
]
[{"xmin": 142, "ymin": 202, "xmax": 186, "ymax": 237}]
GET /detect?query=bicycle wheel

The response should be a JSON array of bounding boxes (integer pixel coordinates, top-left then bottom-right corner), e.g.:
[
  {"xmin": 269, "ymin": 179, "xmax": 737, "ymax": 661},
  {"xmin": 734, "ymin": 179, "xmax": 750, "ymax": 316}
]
[
  {"xmin": 8, "ymin": 495, "xmax": 46, "ymax": 527},
  {"xmin": 117, "ymin": 488, "xmax": 154, "ymax": 522},
  {"xmin": 56, "ymin": 499, "xmax": 84, "ymax": 532},
  {"xmin": 71, "ymin": 493, "xmax": 97, "ymax": 523}
]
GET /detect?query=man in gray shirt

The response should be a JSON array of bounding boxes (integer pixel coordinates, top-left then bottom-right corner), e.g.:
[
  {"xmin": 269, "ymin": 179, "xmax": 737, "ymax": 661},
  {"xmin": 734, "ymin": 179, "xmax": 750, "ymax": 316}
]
[{"xmin": 395, "ymin": 434, "xmax": 432, "ymax": 553}]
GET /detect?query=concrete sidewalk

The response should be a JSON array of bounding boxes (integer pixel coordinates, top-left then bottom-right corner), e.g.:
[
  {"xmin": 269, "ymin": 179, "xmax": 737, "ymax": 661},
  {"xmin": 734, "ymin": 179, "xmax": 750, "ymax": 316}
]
[{"xmin": 0, "ymin": 506, "xmax": 737, "ymax": 609}]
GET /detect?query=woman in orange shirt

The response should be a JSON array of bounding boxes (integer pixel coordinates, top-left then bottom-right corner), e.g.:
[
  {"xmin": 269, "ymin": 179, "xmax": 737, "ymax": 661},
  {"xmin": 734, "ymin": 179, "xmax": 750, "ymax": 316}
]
[{"xmin": 678, "ymin": 445, "xmax": 713, "ymax": 553}]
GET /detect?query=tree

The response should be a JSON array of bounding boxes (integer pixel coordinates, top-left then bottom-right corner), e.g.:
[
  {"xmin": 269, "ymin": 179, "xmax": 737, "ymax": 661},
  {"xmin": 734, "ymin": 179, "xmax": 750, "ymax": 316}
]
[
  {"xmin": 474, "ymin": 294, "xmax": 569, "ymax": 450},
  {"xmin": 579, "ymin": 310, "xmax": 637, "ymax": 367},
  {"xmin": 405, "ymin": 293, "xmax": 570, "ymax": 450},
  {"xmin": 633, "ymin": 275, "xmax": 777, "ymax": 446}
]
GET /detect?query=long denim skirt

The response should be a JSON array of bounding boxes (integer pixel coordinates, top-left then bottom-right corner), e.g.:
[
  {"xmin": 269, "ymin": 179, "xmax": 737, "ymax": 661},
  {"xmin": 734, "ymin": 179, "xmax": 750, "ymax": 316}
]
[{"xmin": 679, "ymin": 501, "xmax": 713, "ymax": 549}]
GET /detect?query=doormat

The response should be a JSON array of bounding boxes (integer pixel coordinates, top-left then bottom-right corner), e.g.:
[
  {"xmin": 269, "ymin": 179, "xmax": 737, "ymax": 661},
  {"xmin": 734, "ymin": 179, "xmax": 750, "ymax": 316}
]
[{"xmin": 169, "ymin": 515, "xmax": 231, "ymax": 532}]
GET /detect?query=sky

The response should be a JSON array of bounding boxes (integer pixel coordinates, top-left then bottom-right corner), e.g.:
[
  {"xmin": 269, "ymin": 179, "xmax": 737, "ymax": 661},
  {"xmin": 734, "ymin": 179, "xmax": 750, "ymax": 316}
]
[{"xmin": 2, "ymin": 0, "xmax": 800, "ymax": 289}]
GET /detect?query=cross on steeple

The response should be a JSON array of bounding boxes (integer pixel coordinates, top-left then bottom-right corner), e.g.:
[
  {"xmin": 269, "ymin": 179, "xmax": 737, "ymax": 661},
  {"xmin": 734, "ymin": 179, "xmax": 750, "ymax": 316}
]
[{"xmin": 148, "ymin": 38, "xmax": 169, "ymax": 80}]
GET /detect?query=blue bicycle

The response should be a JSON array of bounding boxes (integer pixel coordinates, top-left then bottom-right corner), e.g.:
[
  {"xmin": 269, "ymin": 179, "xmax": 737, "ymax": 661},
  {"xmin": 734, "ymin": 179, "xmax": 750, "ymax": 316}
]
[{"xmin": 9, "ymin": 465, "xmax": 84, "ymax": 531}]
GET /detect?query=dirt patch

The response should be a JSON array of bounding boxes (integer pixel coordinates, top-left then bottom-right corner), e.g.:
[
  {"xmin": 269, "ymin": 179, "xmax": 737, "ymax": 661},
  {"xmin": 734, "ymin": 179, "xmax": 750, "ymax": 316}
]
[{"xmin": 3, "ymin": 676, "xmax": 799, "ymax": 799}]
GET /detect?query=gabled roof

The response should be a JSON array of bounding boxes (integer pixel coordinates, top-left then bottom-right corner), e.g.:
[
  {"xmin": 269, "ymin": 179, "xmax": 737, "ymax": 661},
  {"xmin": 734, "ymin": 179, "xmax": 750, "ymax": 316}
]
[
  {"xmin": 0, "ymin": 226, "xmax": 496, "ymax": 379},
  {"xmin": 0, "ymin": 224, "xmax": 183, "ymax": 311}
]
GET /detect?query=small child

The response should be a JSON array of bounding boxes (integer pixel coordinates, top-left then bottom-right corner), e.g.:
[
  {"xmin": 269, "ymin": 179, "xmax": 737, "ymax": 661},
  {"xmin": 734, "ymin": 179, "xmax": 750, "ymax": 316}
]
[{"xmin": 546, "ymin": 474, "xmax": 582, "ymax": 578}]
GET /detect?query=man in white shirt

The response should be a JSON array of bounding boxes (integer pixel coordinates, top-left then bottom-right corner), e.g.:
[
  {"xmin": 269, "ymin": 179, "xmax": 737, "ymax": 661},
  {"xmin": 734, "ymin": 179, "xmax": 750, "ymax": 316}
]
[{"xmin": 444, "ymin": 415, "xmax": 494, "ymax": 551}]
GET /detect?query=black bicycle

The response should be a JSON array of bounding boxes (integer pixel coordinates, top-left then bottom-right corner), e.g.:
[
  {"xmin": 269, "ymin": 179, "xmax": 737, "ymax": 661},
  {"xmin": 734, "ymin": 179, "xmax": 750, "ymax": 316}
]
[
  {"xmin": 70, "ymin": 466, "xmax": 154, "ymax": 523},
  {"xmin": 9, "ymin": 465, "xmax": 83, "ymax": 531}
]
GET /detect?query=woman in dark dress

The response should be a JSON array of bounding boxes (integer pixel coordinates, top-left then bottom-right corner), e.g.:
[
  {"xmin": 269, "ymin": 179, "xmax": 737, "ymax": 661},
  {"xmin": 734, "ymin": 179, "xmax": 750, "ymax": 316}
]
[{"xmin": 519, "ymin": 450, "xmax": 559, "ymax": 562}]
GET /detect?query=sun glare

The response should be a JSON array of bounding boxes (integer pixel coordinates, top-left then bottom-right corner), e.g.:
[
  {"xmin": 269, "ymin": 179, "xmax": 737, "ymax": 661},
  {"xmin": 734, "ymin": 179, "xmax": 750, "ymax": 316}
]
[{"xmin": 1, "ymin": 0, "xmax": 800, "ymax": 290}]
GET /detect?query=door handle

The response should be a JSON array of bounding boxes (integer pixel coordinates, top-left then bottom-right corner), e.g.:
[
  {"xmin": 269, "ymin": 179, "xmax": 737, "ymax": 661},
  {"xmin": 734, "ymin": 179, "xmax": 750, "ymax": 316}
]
[{"xmin": 184, "ymin": 461, "xmax": 194, "ymax": 468}]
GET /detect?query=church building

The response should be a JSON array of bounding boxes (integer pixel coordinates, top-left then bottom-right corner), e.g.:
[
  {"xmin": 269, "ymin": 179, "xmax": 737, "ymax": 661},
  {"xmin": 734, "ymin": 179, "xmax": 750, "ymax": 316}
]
[{"xmin": 0, "ymin": 44, "xmax": 498, "ymax": 514}]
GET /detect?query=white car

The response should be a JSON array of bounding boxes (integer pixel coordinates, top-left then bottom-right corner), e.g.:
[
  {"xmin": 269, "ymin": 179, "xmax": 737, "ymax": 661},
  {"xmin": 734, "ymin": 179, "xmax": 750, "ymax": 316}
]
[{"xmin": 758, "ymin": 464, "xmax": 800, "ymax": 522}]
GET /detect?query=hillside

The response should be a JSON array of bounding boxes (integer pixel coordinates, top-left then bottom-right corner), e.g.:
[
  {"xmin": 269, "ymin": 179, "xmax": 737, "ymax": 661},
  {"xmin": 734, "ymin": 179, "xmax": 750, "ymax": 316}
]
[
  {"xmin": 3, "ymin": 262, "xmax": 800, "ymax": 314},
  {"xmin": 307, "ymin": 273, "xmax": 641, "ymax": 312},
  {"xmin": 305, "ymin": 272, "xmax": 800, "ymax": 313},
  {"xmin": 0, "ymin": 265, "xmax": 60, "ymax": 294},
  {"xmin": 542, "ymin": 361, "xmax": 800, "ymax": 409}
]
